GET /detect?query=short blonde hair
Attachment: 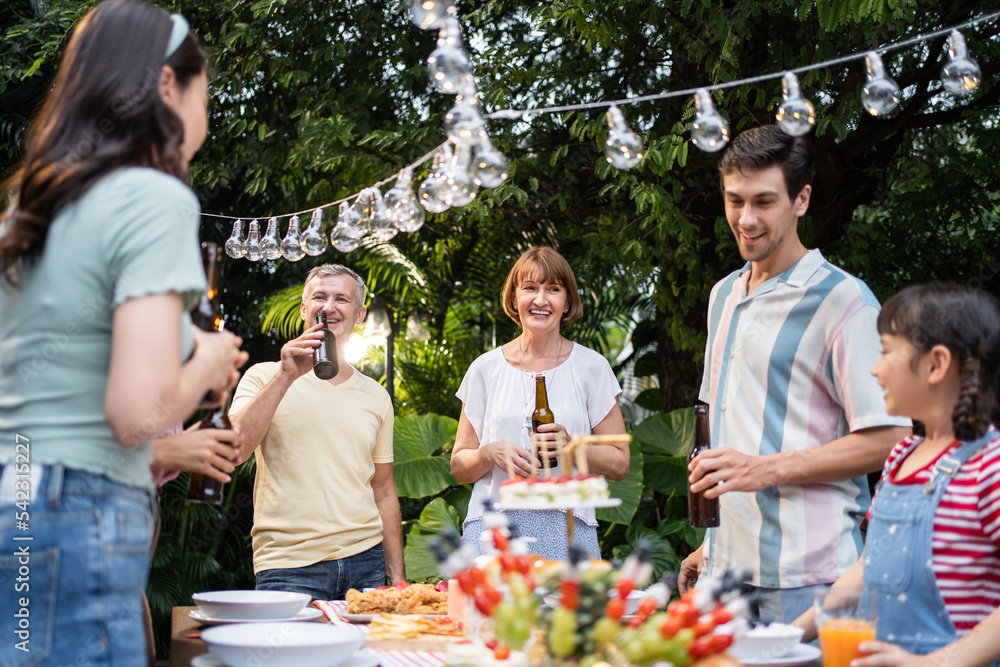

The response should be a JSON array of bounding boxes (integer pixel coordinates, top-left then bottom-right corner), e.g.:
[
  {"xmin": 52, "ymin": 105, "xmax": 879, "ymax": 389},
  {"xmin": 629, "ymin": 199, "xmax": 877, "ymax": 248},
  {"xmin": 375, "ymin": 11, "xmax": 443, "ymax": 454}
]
[{"xmin": 500, "ymin": 247, "xmax": 583, "ymax": 330}]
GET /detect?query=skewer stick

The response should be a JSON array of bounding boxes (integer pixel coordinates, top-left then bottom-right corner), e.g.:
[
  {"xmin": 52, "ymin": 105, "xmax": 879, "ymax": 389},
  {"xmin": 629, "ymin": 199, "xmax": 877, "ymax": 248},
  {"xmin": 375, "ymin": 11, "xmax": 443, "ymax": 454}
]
[
  {"xmin": 539, "ymin": 432, "xmax": 551, "ymax": 479},
  {"xmin": 574, "ymin": 438, "xmax": 589, "ymax": 476},
  {"xmin": 529, "ymin": 434, "xmax": 539, "ymax": 479},
  {"xmin": 503, "ymin": 440, "xmax": 516, "ymax": 479},
  {"xmin": 555, "ymin": 435, "xmax": 568, "ymax": 475}
]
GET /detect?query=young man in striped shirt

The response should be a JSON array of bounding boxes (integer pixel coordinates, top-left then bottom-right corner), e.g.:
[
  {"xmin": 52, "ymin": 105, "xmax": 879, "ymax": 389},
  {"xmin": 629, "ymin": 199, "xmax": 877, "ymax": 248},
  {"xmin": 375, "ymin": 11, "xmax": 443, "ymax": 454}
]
[{"xmin": 679, "ymin": 125, "xmax": 911, "ymax": 624}]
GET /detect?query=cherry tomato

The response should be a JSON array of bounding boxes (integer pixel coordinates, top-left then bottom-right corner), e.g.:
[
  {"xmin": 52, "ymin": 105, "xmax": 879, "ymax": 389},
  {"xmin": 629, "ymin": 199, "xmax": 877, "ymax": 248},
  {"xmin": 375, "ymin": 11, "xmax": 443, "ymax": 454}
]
[
  {"xmin": 693, "ymin": 618, "xmax": 715, "ymax": 638},
  {"xmin": 457, "ymin": 572, "xmax": 476, "ymax": 595},
  {"xmin": 394, "ymin": 580, "xmax": 411, "ymax": 590},
  {"xmin": 474, "ymin": 590, "xmax": 497, "ymax": 615},
  {"xmin": 637, "ymin": 598, "xmax": 658, "ymax": 618},
  {"xmin": 484, "ymin": 585, "xmax": 502, "ymax": 605},
  {"xmin": 708, "ymin": 634, "xmax": 734, "ymax": 653},
  {"xmin": 688, "ymin": 636, "xmax": 712, "ymax": 660},
  {"xmin": 617, "ymin": 579, "xmax": 635, "ymax": 599},
  {"xmin": 469, "ymin": 567, "xmax": 486, "ymax": 585},
  {"xmin": 492, "ymin": 528, "xmax": 510, "ymax": 552},
  {"xmin": 516, "ymin": 555, "xmax": 531, "ymax": 575},
  {"xmin": 484, "ymin": 639, "xmax": 499, "ymax": 650},
  {"xmin": 434, "ymin": 580, "xmax": 449, "ymax": 593},
  {"xmin": 672, "ymin": 601, "xmax": 699, "ymax": 627},
  {"xmin": 711, "ymin": 605, "xmax": 733, "ymax": 626},
  {"xmin": 660, "ymin": 616, "xmax": 683, "ymax": 638},
  {"xmin": 606, "ymin": 598, "xmax": 626, "ymax": 621},
  {"xmin": 493, "ymin": 645, "xmax": 511, "ymax": 660}
]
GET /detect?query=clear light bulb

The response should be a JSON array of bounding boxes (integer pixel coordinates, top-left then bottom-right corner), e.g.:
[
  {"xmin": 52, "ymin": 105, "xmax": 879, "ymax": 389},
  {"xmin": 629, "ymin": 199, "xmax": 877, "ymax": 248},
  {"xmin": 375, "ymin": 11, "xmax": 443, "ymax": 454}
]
[
  {"xmin": 605, "ymin": 105, "xmax": 644, "ymax": 169},
  {"xmin": 385, "ymin": 167, "xmax": 425, "ymax": 233},
  {"xmin": 407, "ymin": 0, "xmax": 456, "ymax": 30},
  {"xmin": 443, "ymin": 142, "xmax": 477, "ymax": 207},
  {"xmin": 470, "ymin": 137, "xmax": 509, "ymax": 188},
  {"xmin": 261, "ymin": 216, "xmax": 282, "ymax": 260},
  {"xmin": 242, "ymin": 219, "xmax": 263, "ymax": 261},
  {"xmin": 300, "ymin": 208, "xmax": 328, "ymax": 256},
  {"xmin": 368, "ymin": 187, "xmax": 399, "ymax": 243},
  {"xmin": 861, "ymin": 51, "xmax": 900, "ymax": 116},
  {"xmin": 445, "ymin": 85, "xmax": 487, "ymax": 146},
  {"xmin": 224, "ymin": 219, "xmax": 246, "ymax": 259},
  {"xmin": 330, "ymin": 224, "xmax": 361, "ymax": 253},
  {"xmin": 280, "ymin": 215, "xmax": 305, "ymax": 261},
  {"xmin": 691, "ymin": 88, "xmax": 729, "ymax": 152},
  {"xmin": 419, "ymin": 150, "xmax": 452, "ymax": 213},
  {"xmin": 776, "ymin": 71, "xmax": 816, "ymax": 137},
  {"xmin": 941, "ymin": 30, "xmax": 981, "ymax": 95},
  {"xmin": 336, "ymin": 201, "xmax": 366, "ymax": 239},
  {"xmin": 427, "ymin": 18, "xmax": 474, "ymax": 94}
]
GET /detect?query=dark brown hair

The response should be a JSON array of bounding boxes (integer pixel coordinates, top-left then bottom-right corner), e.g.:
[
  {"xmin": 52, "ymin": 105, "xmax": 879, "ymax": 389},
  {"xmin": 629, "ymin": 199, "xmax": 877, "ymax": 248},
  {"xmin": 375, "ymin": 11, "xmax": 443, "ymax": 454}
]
[
  {"xmin": 500, "ymin": 247, "xmax": 583, "ymax": 330},
  {"xmin": 718, "ymin": 125, "xmax": 813, "ymax": 200},
  {"xmin": 0, "ymin": 0, "xmax": 206, "ymax": 285},
  {"xmin": 878, "ymin": 284, "xmax": 1000, "ymax": 441}
]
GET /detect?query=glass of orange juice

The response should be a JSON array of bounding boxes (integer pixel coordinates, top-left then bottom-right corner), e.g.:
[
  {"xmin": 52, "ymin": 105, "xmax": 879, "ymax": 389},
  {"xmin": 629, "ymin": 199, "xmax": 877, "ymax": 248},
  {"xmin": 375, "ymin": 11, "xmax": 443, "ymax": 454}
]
[{"xmin": 814, "ymin": 586, "xmax": 877, "ymax": 667}]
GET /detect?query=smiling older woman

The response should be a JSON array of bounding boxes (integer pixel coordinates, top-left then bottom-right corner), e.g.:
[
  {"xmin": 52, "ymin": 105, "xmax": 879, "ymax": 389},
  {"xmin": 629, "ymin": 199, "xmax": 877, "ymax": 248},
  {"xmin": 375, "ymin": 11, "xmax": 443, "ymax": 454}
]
[{"xmin": 450, "ymin": 246, "xmax": 630, "ymax": 559}]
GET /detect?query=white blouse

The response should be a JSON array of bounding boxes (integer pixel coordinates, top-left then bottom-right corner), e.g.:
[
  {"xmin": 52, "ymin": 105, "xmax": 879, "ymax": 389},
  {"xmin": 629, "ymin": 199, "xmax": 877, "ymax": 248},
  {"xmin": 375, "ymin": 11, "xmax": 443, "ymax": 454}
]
[{"xmin": 456, "ymin": 342, "xmax": 622, "ymax": 525}]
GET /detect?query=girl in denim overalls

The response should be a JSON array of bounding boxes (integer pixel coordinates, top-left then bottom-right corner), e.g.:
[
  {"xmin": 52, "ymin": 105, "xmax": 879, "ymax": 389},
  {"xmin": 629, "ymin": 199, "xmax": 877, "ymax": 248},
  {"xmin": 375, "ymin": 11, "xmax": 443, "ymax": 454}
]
[{"xmin": 795, "ymin": 284, "xmax": 1000, "ymax": 667}]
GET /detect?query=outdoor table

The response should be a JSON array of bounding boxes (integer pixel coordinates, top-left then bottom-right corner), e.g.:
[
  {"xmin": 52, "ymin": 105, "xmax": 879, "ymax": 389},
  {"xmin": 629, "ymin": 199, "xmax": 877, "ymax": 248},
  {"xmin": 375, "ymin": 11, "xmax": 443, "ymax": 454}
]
[{"xmin": 170, "ymin": 602, "xmax": 822, "ymax": 667}]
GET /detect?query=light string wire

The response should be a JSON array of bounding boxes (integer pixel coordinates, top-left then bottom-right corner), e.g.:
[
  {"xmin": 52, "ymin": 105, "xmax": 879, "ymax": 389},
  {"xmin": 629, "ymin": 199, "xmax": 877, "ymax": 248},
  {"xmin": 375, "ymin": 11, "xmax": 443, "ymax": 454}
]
[{"xmin": 200, "ymin": 9, "xmax": 1000, "ymax": 222}]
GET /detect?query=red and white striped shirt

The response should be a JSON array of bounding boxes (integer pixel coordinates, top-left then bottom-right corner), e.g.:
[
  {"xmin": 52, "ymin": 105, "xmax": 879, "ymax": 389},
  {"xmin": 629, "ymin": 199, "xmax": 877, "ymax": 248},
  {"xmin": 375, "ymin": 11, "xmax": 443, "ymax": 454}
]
[{"xmin": 872, "ymin": 431, "xmax": 1000, "ymax": 632}]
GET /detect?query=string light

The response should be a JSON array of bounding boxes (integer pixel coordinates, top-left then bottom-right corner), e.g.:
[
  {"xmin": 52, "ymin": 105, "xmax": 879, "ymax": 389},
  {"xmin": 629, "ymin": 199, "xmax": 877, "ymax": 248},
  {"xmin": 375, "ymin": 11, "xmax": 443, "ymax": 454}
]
[
  {"xmin": 261, "ymin": 217, "xmax": 282, "ymax": 260},
  {"xmin": 205, "ymin": 10, "xmax": 999, "ymax": 260},
  {"xmin": 691, "ymin": 88, "xmax": 729, "ymax": 152},
  {"xmin": 368, "ymin": 187, "xmax": 399, "ymax": 243},
  {"xmin": 941, "ymin": 30, "xmax": 981, "ymax": 95},
  {"xmin": 242, "ymin": 219, "xmax": 263, "ymax": 261},
  {"xmin": 279, "ymin": 215, "xmax": 304, "ymax": 261},
  {"xmin": 861, "ymin": 51, "xmax": 901, "ymax": 116}
]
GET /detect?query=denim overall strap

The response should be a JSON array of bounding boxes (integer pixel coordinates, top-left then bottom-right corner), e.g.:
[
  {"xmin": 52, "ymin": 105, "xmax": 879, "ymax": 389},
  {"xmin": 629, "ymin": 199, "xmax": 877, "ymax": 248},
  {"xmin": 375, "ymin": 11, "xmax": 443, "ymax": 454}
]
[{"xmin": 863, "ymin": 429, "xmax": 996, "ymax": 657}]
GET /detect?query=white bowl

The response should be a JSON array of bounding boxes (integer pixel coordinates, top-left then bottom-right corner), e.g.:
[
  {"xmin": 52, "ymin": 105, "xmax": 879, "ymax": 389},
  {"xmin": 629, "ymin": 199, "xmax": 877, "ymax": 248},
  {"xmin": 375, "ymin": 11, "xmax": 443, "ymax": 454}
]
[
  {"xmin": 192, "ymin": 590, "xmax": 311, "ymax": 621},
  {"xmin": 728, "ymin": 623, "xmax": 805, "ymax": 661},
  {"xmin": 202, "ymin": 622, "xmax": 365, "ymax": 667}
]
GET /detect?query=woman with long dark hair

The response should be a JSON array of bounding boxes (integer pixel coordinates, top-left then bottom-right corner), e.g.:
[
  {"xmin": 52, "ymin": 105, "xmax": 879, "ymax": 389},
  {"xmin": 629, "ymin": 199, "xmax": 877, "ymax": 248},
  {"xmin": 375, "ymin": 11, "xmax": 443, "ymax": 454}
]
[{"xmin": 0, "ymin": 2, "xmax": 246, "ymax": 663}]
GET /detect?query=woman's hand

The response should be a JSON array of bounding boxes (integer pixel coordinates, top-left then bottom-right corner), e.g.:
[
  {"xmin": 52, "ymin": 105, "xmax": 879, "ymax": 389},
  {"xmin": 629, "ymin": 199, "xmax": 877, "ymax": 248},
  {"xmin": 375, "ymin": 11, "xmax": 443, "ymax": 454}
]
[
  {"xmin": 486, "ymin": 441, "xmax": 538, "ymax": 478},
  {"xmin": 531, "ymin": 422, "xmax": 570, "ymax": 463},
  {"xmin": 851, "ymin": 642, "xmax": 933, "ymax": 666},
  {"xmin": 152, "ymin": 424, "xmax": 243, "ymax": 482},
  {"xmin": 191, "ymin": 327, "xmax": 249, "ymax": 400}
]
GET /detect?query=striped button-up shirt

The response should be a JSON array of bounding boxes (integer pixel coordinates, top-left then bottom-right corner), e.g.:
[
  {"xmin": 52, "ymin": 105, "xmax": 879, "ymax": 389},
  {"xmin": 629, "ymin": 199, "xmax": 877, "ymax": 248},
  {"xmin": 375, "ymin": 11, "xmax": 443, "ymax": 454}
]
[{"xmin": 699, "ymin": 249, "xmax": 909, "ymax": 588}]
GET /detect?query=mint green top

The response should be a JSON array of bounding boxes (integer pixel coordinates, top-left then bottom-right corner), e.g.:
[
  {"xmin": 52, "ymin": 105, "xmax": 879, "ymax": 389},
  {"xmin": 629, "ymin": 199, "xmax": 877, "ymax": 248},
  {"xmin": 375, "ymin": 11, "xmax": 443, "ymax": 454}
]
[{"xmin": 0, "ymin": 168, "xmax": 206, "ymax": 489}]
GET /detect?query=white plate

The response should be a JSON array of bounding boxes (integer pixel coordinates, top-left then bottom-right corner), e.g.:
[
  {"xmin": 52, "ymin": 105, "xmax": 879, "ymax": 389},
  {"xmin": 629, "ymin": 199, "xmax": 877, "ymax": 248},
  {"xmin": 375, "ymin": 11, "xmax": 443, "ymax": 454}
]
[
  {"xmin": 193, "ymin": 649, "xmax": 380, "ymax": 667},
  {"xmin": 190, "ymin": 606, "xmax": 324, "ymax": 626},
  {"xmin": 739, "ymin": 643, "xmax": 822, "ymax": 665},
  {"xmin": 335, "ymin": 610, "xmax": 446, "ymax": 623},
  {"xmin": 494, "ymin": 498, "xmax": 622, "ymax": 511},
  {"xmin": 192, "ymin": 590, "xmax": 311, "ymax": 621}
]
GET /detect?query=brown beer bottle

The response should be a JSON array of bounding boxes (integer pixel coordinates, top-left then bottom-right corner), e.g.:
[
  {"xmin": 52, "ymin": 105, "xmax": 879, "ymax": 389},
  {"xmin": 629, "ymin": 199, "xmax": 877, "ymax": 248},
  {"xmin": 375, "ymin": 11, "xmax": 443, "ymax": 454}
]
[
  {"xmin": 531, "ymin": 375, "xmax": 557, "ymax": 464},
  {"xmin": 192, "ymin": 242, "xmax": 224, "ymax": 407},
  {"xmin": 185, "ymin": 392, "xmax": 232, "ymax": 505},
  {"xmin": 313, "ymin": 312, "xmax": 339, "ymax": 380},
  {"xmin": 688, "ymin": 405, "xmax": 720, "ymax": 527}
]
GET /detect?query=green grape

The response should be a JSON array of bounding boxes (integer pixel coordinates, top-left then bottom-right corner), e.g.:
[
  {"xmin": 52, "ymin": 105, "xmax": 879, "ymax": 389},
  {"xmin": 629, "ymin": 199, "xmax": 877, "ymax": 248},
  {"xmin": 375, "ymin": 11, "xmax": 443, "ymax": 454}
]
[
  {"xmin": 663, "ymin": 642, "xmax": 690, "ymax": 667},
  {"xmin": 639, "ymin": 627, "xmax": 662, "ymax": 656},
  {"xmin": 509, "ymin": 617, "xmax": 531, "ymax": 649},
  {"xmin": 591, "ymin": 617, "xmax": 619, "ymax": 644},
  {"xmin": 549, "ymin": 631, "xmax": 577, "ymax": 657},
  {"xmin": 509, "ymin": 575, "xmax": 531, "ymax": 600},
  {"xmin": 623, "ymin": 638, "xmax": 646, "ymax": 663},
  {"xmin": 549, "ymin": 607, "xmax": 578, "ymax": 657},
  {"xmin": 551, "ymin": 607, "xmax": 577, "ymax": 632},
  {"xmin": 493, "ymin": 600, "xmax": 516, "ymax": 625},
  {"xmin": 674, "ymin": 627, "xmax": 695, "ymax": 648}
]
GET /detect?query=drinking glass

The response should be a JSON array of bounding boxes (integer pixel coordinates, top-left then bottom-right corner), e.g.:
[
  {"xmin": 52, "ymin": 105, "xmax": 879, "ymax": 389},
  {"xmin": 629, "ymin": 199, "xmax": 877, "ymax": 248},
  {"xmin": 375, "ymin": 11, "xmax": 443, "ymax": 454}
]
[{"xmin": 814, "ymin": 586, "xmax": 877, "ymax": 667}]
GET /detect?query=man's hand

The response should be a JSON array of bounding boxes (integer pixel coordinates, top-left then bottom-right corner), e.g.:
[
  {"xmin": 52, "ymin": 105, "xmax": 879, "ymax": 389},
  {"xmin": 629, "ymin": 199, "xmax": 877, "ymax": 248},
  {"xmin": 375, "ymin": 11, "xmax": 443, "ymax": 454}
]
[
  {"xmin": 678, "ymin": 543, "xmax": 704, "ymax": 594},
  {"xmin": 488, "ymin": 441, "xmax": 539, "ymax": 478},
  {"xmin": 153, "ymin": 426, "xmax": 242, "ymax": 482},
  {"xmin": 278, "ymin": 322, "xmax": 325, "ymax": 380},
  {"xmin": 688, "ymin": 447, "xmax": 772, "ymax": 498}
]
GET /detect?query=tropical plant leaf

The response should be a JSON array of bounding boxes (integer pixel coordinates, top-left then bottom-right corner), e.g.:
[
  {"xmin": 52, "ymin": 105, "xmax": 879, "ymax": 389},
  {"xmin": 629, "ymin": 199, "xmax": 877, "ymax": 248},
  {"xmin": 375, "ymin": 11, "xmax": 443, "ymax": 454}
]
[
  {"xmin": 632, "ymin": 408, "xmax": 694, "ymax": 496},
  {"xmin": 596, "ymin": 441, "xmax": 643, "ymax": 524},
  {"xmin": 393, "ymin": 413, "xmax": 458, "ymax": 498},
  {"xmin": 610, "ymin": 524, "xmax": 680, "ymax": 583},
  {"xmin": 403, "ymin": 497, "xmax": 462, "ymax": 582}
]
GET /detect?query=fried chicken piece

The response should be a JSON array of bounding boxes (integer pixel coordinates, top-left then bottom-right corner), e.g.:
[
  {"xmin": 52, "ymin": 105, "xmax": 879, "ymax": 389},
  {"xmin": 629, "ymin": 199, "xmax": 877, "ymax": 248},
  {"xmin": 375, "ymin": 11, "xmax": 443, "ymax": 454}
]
[
  {"xmin": 395, "ymin": 583, "xmax": 448, "ymax": 614},
  {"xmin": 345, "ymin": 587, "xmax": 401, "ymax": 613}
]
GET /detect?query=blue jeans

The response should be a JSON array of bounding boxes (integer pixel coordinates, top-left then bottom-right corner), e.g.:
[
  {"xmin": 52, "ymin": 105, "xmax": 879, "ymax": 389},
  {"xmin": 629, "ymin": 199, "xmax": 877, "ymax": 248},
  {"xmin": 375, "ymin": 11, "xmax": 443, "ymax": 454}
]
[
  {"xmin": 255, "ymin": 544, "xmax": 386, "ymax": 601},
  {"xmin": 0, "ymin": 464, "xmax": 154, "ymax": 667}
]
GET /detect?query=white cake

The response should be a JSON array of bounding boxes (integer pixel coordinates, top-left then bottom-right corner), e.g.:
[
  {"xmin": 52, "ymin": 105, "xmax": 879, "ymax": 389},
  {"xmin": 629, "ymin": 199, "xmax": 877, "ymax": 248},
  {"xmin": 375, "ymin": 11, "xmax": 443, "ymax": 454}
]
[{"xmin": 498, "ymin": 475, "xmax": 610, "ymax": 506}]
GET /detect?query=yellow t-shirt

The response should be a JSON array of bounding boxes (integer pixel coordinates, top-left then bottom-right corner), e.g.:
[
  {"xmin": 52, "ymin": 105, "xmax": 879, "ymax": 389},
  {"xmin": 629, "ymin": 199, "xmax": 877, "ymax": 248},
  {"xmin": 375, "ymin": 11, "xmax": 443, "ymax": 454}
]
[{"xmin": 230, "ymin": 362, "xmax": 394, "ymax": 574}]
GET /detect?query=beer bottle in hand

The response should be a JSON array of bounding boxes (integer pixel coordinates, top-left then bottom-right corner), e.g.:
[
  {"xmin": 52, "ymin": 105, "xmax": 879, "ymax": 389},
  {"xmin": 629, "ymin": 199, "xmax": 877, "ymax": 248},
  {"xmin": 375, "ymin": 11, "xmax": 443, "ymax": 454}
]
[
  {"xmin": 531, "ymin": 375, "xmax": 557, "ymax": 465},
  {"xmin": 186, "ymin": 392, "xmax": 232, "ymax": 505},
  {"xmin": 192, "ymin": 242, "xmax": 225, "ymax": 407},
  {"xmin": 313, "ymin": 312, "xmax": 339, "ymax": 380},
  {"xmin": 687, "ymin": 405, "xmax": 720, "ymax": 527}
]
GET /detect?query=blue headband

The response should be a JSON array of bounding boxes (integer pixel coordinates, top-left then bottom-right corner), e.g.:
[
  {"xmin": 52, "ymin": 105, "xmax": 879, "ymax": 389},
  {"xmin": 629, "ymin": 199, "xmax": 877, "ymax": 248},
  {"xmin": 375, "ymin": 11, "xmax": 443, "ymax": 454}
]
[{"xmin": 165, "ymin": 14, "xmax": 189, "ymax": 59}]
